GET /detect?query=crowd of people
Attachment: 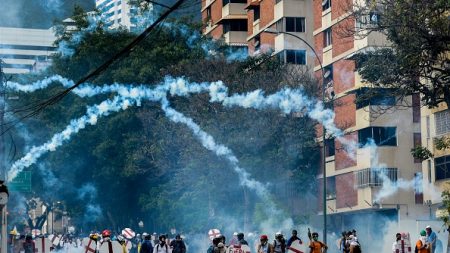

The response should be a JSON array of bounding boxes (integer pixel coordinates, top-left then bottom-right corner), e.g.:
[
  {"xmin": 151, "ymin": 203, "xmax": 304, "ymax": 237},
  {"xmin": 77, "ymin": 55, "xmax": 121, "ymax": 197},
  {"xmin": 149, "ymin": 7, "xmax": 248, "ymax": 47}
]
[
  {"xmin": 392, "ymin": 225, "xmax": 440, "ymax": 253},
  {"xmin": 8, "ymin": 225, "xmax": 444, "ymax": 253},
  {"xmin": 207, "ymin": 229, "xmax": 327, "ymax": 253}
]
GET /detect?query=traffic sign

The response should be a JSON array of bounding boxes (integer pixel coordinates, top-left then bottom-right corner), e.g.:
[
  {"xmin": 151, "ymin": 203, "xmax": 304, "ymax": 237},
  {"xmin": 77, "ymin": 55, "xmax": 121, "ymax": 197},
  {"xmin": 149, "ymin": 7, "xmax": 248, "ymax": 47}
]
[{"xmin": 9, "ymin": 171, "xmax": 31, "ymax": 192}]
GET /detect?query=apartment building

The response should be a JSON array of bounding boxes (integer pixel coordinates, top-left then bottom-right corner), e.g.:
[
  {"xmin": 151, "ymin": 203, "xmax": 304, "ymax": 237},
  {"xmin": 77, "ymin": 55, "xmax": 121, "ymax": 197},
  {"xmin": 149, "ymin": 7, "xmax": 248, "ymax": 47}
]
[
  {"xmin": 95, "ymin": 0, "xmax": 143, "ymax": 30},
  {"xmin": 0, "ymin": 27, "xmax": 57, "ymax": 74},
  {"xmin": 421, "ymin": 101, "xmax": 450, "ymax": 214},
  {"xmin": 202, "ymin": 0, "xmax": 248, "ymax": 47},
  {"xmin": 201, "ymin": 0, "xmax": 315, "ymax": 66},
  {"xmin": 312, "ymin": 0, "xmax": 430, "ymax": 236}
]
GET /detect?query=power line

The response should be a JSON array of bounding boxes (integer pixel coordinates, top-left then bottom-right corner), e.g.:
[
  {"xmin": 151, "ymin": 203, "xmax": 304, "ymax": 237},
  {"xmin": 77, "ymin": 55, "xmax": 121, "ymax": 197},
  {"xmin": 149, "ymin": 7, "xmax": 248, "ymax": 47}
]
[{"xmin": 1, "ymin": 0, "xmax": 187, "ymax": 135}]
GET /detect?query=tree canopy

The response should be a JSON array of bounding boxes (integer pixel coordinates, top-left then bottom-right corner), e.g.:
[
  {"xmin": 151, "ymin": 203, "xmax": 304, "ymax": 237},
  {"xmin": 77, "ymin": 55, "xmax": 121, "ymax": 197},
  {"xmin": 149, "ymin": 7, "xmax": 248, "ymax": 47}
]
[
  {"xmin": 7, "ymin": 6, "xmax": 321, "ymax": 234},
  {"xmin": 349, "ymin": 0, "xmax": 450, "ymax": 108}
]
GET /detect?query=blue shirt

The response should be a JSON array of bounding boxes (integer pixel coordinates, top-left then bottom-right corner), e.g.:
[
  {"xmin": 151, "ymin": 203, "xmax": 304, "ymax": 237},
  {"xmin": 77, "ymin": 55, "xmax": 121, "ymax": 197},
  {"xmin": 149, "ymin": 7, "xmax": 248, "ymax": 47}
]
[{"xmin": 427, "ymin": 231, "xmax": 437, "ymax": 246}]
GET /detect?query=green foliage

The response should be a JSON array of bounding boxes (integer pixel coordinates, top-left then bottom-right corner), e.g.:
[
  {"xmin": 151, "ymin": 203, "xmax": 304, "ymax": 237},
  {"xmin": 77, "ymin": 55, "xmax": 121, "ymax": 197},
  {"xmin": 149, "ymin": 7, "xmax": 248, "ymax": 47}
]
[
  {"xmin": 410, "ymin": 146, "xmax": 434, "ymax": 161},
  {"xmin": 440, "ymin": 183, "xmax": 450, "ymax": 225},
  {"xmin": 435, "ymin": 136, "xmax": 450, "ymax": 151},
  {"xmin": 9, "ymin": 9, "xmax": 320, "ymax": 233},
  {"xmin": 352, "ymin": 0, "xmax": 450, "ymax": 108}
]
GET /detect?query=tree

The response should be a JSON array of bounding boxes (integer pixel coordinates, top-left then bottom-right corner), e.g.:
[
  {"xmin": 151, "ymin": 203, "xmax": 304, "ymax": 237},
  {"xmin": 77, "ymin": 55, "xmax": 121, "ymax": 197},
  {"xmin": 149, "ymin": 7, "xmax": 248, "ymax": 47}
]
[
  {"xmin": 346, "ymin": 0, "xmax": 450, "ymax": 108},
  {"xmin": 8, "ymin": 6, "xmax": 321, "ymax": 233}
]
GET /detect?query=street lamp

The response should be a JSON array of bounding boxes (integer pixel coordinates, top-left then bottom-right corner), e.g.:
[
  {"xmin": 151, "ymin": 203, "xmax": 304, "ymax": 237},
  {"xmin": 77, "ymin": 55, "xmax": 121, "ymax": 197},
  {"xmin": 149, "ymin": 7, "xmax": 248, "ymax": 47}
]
[{"xmin": 263, "ymin": 28, "xmax": 332, "ymax": 244}]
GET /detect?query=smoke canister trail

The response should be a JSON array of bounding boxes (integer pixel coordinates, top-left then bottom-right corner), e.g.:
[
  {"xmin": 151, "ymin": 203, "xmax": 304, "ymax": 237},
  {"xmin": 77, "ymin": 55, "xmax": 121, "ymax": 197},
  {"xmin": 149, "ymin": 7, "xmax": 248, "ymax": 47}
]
[
  {"xmin": 7, "ymin": 96, "xmax": 137, "ymax": 181},
  {"xmin": 159, "ymin": 96, "xmax": 282, "ymax": 216}
]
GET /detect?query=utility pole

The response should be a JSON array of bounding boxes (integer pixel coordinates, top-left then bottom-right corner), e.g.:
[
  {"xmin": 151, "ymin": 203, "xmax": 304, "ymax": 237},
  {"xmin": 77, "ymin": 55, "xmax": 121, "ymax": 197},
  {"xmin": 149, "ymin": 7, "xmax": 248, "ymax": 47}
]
[{"xmin": 0, "ymin": 60, "xmax": 8, "ymax": 253}]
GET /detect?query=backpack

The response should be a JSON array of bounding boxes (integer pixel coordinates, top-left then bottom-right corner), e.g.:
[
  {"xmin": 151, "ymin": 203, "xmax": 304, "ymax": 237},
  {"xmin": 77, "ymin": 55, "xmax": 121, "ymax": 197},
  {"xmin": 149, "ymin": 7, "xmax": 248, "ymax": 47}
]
[{"xmin": 414, "ymin": 245, "xmax": 418, "ymax": 253}]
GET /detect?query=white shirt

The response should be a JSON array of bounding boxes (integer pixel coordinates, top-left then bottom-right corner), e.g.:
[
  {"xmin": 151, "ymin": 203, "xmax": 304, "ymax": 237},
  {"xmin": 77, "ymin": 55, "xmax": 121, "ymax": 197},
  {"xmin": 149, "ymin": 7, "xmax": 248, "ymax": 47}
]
[{"xmin": 153, "ymin": 243, "xmax": 172, "ymax": 253}]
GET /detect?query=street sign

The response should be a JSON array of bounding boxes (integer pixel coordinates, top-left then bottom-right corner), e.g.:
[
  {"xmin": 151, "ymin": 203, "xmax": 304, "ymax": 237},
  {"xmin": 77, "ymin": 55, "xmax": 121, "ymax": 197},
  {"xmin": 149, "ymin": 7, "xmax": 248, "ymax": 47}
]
[{"xmin": 9, "ymin": 171, "xmax": 31, "ymax": 192}]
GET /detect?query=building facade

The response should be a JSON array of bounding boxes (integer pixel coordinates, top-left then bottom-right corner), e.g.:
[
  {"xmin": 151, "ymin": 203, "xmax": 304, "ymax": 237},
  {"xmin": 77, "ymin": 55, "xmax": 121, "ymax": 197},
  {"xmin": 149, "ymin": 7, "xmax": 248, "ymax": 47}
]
[
  {"xmin": 201, "ymin": 0, "xmax": 316, "ymax": 67},
  {"xmin": 312, "ymin": 0, "xmax": 432, "ymax": 241},
  {"xmin": 0, "ymin": 27, "xmax": 57, "ymax": 74},
  {"xmin": 421, "ymin": 101, "xmax": 450, "ymax": 215},
  {"xmin": 95, "ymin": 0, "xmax": 143, "ymax": 30}
]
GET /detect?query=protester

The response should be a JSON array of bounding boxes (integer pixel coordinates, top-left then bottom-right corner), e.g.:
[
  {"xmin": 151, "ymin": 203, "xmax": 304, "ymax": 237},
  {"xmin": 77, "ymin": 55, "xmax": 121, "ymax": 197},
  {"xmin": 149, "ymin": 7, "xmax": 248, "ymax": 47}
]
[
  {"xmin": 416, "ymin": 230, "xmax": 430, "ymax": 253},
  {"xmin": 237, "ymin": 233, "xmax": 248, "ymax": 245},
  {"xmin": 339, "ymin": 232, "xmax": 349, "ymax": 253},
  {"xmin": 169, "ymin": 234, "xmax": 186, "ymax": 253},
  {"xmin": 140, "ymin": 233, "xmax": 154, "ymax": 253},
  {"xmin": 23, "ymin": 235, "xmax": 35, "ymax": 253},
  {"xmin": 426, "ymin": 226, "xmax": 437, "ymax": 253},
  {"xmin": 309, "ymin": 232, "xmax": 327, "ymax": 253},
  {"xmin": 286, "ymin": 230, "xmax": 302, "ymax": 248},
  {"xmin": 229, "ymin": 232, "xmax": 239, "ymax": 246},
  {"xmin": 273, "ymin": 232, "xmax": 286, "ymax": 253},
  {"xmin": 257, "ymin": 235, "xmax": 274, "ymax": 253},
  {"xmin": 154, "ymin": 235, "xmax": 171, "ymax": 253}
]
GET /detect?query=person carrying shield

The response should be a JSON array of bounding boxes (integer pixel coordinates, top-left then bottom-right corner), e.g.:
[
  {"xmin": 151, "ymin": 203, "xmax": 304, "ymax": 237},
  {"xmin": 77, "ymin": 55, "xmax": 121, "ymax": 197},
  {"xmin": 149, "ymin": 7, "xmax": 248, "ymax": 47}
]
[
  {"xmin": 287, "ymin": 230, "xmax": 302, "ymax": 248},
  {"xmin": 309, "ymin": 232, "xmax": 327, "ymax": 253}
]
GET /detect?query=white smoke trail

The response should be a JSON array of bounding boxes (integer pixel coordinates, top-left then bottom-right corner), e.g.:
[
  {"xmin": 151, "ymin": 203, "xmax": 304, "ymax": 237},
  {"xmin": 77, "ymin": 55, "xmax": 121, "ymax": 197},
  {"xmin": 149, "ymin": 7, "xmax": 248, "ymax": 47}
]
[{"xmin": 7, "ymin": 96, "xmax": 138, "ymax": 181}]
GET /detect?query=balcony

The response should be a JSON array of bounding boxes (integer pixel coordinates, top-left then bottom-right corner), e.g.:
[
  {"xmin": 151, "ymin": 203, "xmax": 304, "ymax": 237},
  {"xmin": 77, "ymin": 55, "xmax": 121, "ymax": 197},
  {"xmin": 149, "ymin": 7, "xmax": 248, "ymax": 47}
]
[
  {"xmin": 223, "ymin": 31, "xmax": 247, "ymax": 45},
  {"xmin": 222, "ymin": 2, "xmax": 246, "ymax": 17}
]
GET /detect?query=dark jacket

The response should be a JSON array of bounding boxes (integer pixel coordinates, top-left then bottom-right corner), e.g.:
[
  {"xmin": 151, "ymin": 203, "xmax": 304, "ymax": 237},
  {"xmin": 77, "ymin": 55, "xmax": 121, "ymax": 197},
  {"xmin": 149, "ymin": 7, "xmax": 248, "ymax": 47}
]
[
  {"xmin": 140, "ymin": 240, "xmax": 154, "ymax": 253},
  {"xmin": 170, "ymin": 239, "xmax": 186, "ymax": 253}
]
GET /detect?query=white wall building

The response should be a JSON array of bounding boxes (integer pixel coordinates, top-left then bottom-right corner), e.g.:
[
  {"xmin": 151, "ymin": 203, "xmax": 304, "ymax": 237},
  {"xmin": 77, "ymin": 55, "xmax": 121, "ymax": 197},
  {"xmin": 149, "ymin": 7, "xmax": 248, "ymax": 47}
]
[
  {"xmin": 96, "ymin": 0, "xmax": 145, "ymax": 30},
  {"xmin": 0, "ymin": 27, "xmax": 57, "ymax": 74}
]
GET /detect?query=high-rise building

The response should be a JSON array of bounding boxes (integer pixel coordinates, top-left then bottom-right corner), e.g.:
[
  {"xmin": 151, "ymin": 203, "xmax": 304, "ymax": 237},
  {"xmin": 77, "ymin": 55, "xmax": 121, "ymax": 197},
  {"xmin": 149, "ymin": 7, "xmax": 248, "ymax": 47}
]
[
  {"xmin": 420, "ymin": 92, "xmax": 450, "ymax": 218},
  {"xmin": 202, "ymin": 0, "xmax": 316, "ymax": 67},
  {"xmin": 95, "ymin": 0, "xmax": 143, "ymax": 30},
  {"xmin": 0, "ymin": 27, "xmax": 57, "ymax": 74},
  {"xmin": 202, "ymin": 0, "xmax": 248, "ymax": 47},
  {"xmin": 313, "ymin": 0, "xmax": 430, "ymax": 238}
]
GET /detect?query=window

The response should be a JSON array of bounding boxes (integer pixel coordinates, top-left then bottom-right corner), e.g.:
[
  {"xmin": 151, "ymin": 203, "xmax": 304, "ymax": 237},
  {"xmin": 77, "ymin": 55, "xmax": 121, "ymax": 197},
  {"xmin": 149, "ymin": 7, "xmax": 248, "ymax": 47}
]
[
  {"xmin": 326, "ymin": 176, "xmax": 336, "ymax": 200},
  {"xmin": 435, "ymin": 155, "xmax": 450, "ymax": 180},
  {"xmin": 284, "ymin": 50, "xmax": 306, "ymax": 65},
  {"xmin": 356, "ymin": 168, "xmax": 398, "ymax": 188},
  {"xmin": 285, "ymin": 17, "xmax": 306, "ymax": 33},
  {"xmin": 222, "ymin": 0, "xmax": 246, "ymax": 6},
  {"xmin": 435, "ymin": 109, "xmax": 450, "ymax": 135},
  {"xmin": 325, "ymin": 138, "xmax": 335, "ymax": 157},
  {"xmin": 254, "ymin": 6, "xmax": 260, "ymax": 21},
  {"xmin": 206, "ymin": 7, "xmax": 211, "ymax": 21},
  {"xmin": 324, "ymin": 28, "xmax": 332, "ymax": 47},
  {"xmin": 358, "ymin": 127, "xmax": 397, "ymax": 147},
  {"xmin": 254, "ymin": 35, "xmax": 261, "ymax": 52},
  {"xmin": 428, "ymin": 160, "xmax": 432, "ymax": 183},
  {"xmin": 414, "ymin": 172, "xmax": 424, "ymax": 204},
  {"xmin": 426, "ymin": 116, "xmax": 430, "ymax": 138},
  {"xmin": 223, "ymin": 20, "xmax": 247, "ymax": 33},
  {"xmin": 322, "ymin": 0, "xmax": 331, "ymax": 11},
  {"xmin": 355, "ymin": 88, "xmax": 396, "ymax": 109},
  {"xmin": 323, "ymin": 65, "xmax": 333, "ymax": 84}
]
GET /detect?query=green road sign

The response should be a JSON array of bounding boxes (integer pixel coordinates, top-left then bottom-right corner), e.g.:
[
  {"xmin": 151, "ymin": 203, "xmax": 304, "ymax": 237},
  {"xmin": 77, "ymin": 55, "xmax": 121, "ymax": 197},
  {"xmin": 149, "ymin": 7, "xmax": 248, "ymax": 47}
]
[{"xmin": 9, "ymin": 171, "xmax": 31, "ymax": 192}]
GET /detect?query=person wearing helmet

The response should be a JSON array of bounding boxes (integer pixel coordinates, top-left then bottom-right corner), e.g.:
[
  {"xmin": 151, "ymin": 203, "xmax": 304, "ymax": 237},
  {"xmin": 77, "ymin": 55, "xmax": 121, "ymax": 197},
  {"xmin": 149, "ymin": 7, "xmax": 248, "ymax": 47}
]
[
  {"xmin": 154, "ymin": 234, "xmax": 171, "ymax": 253},
  {"xmin": 229, "ymin": 232, "xmax": 239, "ymax": 247},
  {"xmin": 237, "ymin": 233, "xmax": 248, "ymax": 246},
  {"xmin": 257, "ymin": 235, "xmax": 274, "ymax": 253},
  {"xmin": 102, "ymin": 230, "xmax": 112, "ymax": 240},
  {"xmin": 309, "ymin": 232, "xmax": 327, "ymax": 253},
  {"xmin": 273, "ymin": 232, "xmax": 286, "ymax": 253},
  {"xmin": 415, "ymin": 230, "xmax": 430, "ymax": 253},
  {"xmin": 140, "ymin": 233, "xmax": 154, "ymax": 253},
  {"xmin": 117, "ymin": 235, "xmax": 128, "ymax": 253}
]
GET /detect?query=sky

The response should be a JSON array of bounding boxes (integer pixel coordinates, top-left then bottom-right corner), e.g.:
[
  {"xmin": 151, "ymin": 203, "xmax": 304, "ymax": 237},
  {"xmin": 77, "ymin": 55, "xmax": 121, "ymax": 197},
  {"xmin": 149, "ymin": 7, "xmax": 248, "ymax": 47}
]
[
  {"xmin": 0, "ymin": 0, "xmax": 95, "ymax": 29},
  {"xmin": 0, "ymin": 0, "xmax": 200, "ymax": 29}
]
